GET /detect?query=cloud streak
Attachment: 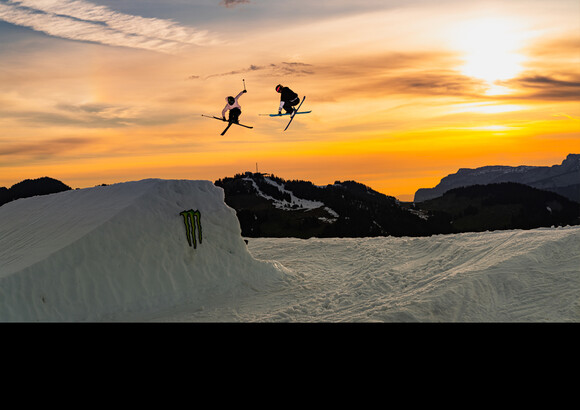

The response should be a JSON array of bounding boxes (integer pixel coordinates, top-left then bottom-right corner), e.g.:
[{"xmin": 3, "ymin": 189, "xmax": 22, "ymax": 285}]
[
  {"xmin": 506, "ymin": 74, "xmax": 580, "ymax": 101},
  {"xmin": 202, "ymin": 62, "xmax": 314, "ymax": 79},
  {"xmin": 0, "ymin": 101, "xmax": 186, "ymax": 130},
  {"xmin": 0, "ymin": 137, "xmax": 94, "ymax": 159},
  {"xmin": 311, "ymin": 52, "xmax": 490, "ymax": 100},
  {"xmin": 0, "ymin": 0, "xmax": 218, "ymax": 53},
  {"xmin": 220, "ymin": 0, "xmax": 250, "ymax": 8}
]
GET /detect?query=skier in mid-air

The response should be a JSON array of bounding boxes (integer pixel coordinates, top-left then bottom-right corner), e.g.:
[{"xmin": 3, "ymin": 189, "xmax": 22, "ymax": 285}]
[
  {"xmin": 222, "ymin": 89, "xmax": 247, "ymax": 124},
  {"xmin": 275, "ymin": 84, "xmax": 300, "ymax": 115}
]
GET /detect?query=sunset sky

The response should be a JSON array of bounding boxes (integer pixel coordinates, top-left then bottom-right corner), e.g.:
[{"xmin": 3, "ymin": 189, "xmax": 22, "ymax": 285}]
[{"xmin": 1, "ymin": 0, "xmax": 579, "ymax": 201}]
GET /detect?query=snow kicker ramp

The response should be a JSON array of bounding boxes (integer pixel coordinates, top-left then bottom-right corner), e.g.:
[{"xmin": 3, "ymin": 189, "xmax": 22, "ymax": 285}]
[{"xmin": 0, "ymin": 179, "xmax": 285, "ymax": 321}]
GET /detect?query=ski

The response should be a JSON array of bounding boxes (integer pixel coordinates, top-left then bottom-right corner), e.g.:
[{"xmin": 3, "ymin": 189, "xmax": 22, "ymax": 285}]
[
  {"xmin": 221, "ymin": 120, "xmax": 253, "ymax": 135},
  {"xmin": 284, "ymin": 96, "xmax": 306, "ymax": 131},
  {"xmin": 259, "ymin": 111, "xmax": 311, "ymax": 117},
  {"xmin": 201, "ymin": 115, "xmax": 253, "ymax": 135},
  {"xmin": 221, "ymin": 122, "xmax": 233, "ymax": 136}
]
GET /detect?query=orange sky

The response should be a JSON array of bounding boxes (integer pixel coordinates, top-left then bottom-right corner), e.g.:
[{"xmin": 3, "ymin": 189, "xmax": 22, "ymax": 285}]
[{"xmin": 1, "ymin": 0, "xmax": 579, "ymax": 201}]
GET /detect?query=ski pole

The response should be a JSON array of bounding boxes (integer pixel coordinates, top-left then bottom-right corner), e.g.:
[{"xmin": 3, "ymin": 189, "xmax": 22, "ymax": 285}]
[{"xmin": 243, "ymin": 79, "xmax": 246, "ymax": 92}]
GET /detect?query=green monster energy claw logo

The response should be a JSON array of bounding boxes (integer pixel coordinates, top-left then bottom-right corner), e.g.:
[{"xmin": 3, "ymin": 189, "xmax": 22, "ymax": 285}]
[{"xmin": 180, "ymin": 209, "xmax": 202, "ymax": 248}]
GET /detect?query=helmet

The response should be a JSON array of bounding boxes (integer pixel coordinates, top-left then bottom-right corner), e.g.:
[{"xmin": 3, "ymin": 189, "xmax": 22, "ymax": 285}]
[
  {"xmin": 227, "ymin": 96, "xmax": 235, "ymax": 105},
  {"xmin": 275, "ymin": 84, "xmax": 282, "ymax": 92}
]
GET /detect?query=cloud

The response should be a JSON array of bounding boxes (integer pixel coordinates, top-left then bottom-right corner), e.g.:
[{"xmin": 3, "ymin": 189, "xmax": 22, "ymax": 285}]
[
  {"xmin": 332, "ymin": 71, "xmax": 488, "ymax": 102},
  {"xmin": 526, "ymin": 36, "xmax": 580, "ymax": 60},
  {"xmin": 12, "ymin": 110, "xmax": 134, "ymax": 128},
  {"xmin": 202, "ymin": 62, "xmax": 314, "ymax": 79},
  {"xmin": 0, "ymin": 137, "xmax": 94, "ymax": 158},
  {"xmin": 275, "ymin": 62, "xmax": 315, "ymax": 76},
  {"xmin": 505, "ymin": 74, "xmax": 580, "ymax": 101},
  {"xmin": 220, "ymin": 0, "xmax": 250, "ymax": 8},
  {"xmin": 517, "ymin": 75, "xmax": 580, "ymax": 88},
  {"xmin": 203, "ymin": 64, "xmax": 265, "ymax": 79},
  {"xmin": 0, "ymin": 0, "xmax": 217, "ymax": 53},
  {"xmin": 0, "ymin": 101, "xmax": 187, "ymax": 129},
  {"xmin": 311, "ymin": 52, "xmax": 488, "ymax": 100}
]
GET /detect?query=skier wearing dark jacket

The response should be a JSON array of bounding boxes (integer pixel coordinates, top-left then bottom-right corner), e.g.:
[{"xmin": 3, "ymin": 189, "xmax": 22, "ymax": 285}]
[{"xmin": 275, "ymin": 84, "xmax": 300, "ymax": 115}]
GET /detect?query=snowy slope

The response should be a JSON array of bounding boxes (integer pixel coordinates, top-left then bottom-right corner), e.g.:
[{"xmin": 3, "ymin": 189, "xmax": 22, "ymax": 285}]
[
  {"xmin": 0, "ymin": 179, "xmax": 286, "ymax": 321},
  {"xmin": 243, "ymin": 175, "xmax": 326, "ymax": 211},
  {"xmin": 154, "ymin": 226, "xmax": 580, "ymax": 322}
]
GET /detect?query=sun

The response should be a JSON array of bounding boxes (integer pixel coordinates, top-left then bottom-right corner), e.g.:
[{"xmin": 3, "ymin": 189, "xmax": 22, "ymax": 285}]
[{"xmin": 451, "ymin": 17, "xmax": 528, "ymax": 89}]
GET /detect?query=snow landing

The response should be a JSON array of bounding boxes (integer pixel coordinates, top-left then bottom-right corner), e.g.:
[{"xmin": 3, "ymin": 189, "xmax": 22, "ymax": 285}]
[
  {"xmin": 0, "ymin": 179, "xmax": 286, "ymax": 322},
  {"xmin": 164, "ymin": 226, "xmax": 580, "ymax": 322}
]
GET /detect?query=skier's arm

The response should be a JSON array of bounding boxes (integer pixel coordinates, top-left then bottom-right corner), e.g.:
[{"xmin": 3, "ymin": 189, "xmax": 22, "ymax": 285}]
[
  {"xmin": 235, "ymin": 90, "xmax": 246, "ymax": 100},
  {"xmin": 278, "ymin": 100, "xmax": 285, "ymax": 113},
  {"xmin": 221, "ymin": 105, "xmax": 228, "ymax": 119}
]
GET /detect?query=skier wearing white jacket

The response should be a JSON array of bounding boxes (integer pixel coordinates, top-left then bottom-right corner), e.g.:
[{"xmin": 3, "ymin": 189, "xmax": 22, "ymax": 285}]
[{"xmin": 222, "ymin": 89, "xmax": 247, "ymax": 123}]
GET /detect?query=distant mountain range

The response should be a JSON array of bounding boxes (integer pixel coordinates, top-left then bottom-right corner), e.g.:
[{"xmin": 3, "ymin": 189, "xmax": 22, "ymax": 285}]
[
  {"xmin": 216, "ymin": 172, "xmax": 579, "ymax": 238},
  {"xmin": 414, "ymin": 153, "xmax": 580, "ymax": 203}
]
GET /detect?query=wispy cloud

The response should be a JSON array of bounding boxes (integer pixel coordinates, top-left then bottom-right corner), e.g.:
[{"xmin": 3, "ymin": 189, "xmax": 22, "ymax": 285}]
[
  {"xmin": 311, "ymin": 52, "xmax": 489, "ymax": 100},
  {"xmin": 505, "ymin": 74, "xmax": 580, "ymax": 101},
  {"xmin": 220, "ymin": 0, "xmax": 250, "ymax": 8},
  {"xmin": 201, "ymin": 62, "xmax": 314, "ymax": 79},
  {"xmin": 0, "ymin": 0, "xmax": 218, "ymax": 53},
  {"xmin": 0, "ymin": 137, "xmax": 94, "ymax": 158},
  {"xmin": 0, "ymin": 101, "xmax": 185, "ymax": 130}
]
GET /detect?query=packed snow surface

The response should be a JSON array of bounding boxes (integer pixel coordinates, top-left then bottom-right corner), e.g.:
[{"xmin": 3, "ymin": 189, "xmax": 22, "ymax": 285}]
[
  {"xmin": 162, "ymin": 227, "xmax": 579, "ymax": 322},
  {"xmin": 1, "ymin": 179, "xmax": 578, "ymax": 322}
]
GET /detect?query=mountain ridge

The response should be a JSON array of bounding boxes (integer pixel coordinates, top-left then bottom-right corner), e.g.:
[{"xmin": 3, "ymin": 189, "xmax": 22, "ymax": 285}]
[{"xmin": 414, "ymin": 153, "xmax": 580, "ymax": 203}]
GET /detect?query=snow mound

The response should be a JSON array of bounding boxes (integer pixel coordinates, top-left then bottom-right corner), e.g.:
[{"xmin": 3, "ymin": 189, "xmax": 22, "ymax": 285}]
[{"xmin": 0, "ymin": 179, "xmax": 286, "ymax": 322}]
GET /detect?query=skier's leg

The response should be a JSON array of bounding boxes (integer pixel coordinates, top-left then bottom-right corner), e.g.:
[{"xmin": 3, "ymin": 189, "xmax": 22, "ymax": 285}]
[
  {"xmin": 284, "ymin": 97, "xmax": 300, "ymax": 114},
  {"xmin": 229, "ymin": 108, "xmax": 241, "ymax": 123}
]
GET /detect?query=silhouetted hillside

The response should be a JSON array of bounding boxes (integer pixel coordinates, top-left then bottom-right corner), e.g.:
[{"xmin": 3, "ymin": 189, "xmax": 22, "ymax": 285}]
[
  {"xmin": 217, "ymin": 173, "xmax": 579, "ymax": 238},
  {"xmin": 414, "ymin": 182, "xmax": 580, "ymax": 233},
  {"xmin": 0, "ymin": 177, "xmax": 72, "ymax": 207},
  {"xmin": 215, "ymin": 172, "xmax": 434, "ymax": 238}
]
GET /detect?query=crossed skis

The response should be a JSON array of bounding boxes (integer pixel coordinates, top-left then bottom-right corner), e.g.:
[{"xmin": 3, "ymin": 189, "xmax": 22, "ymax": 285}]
[{"xmin": 201, "ymin": 115, "xmax": 254, "ymax": 136}]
